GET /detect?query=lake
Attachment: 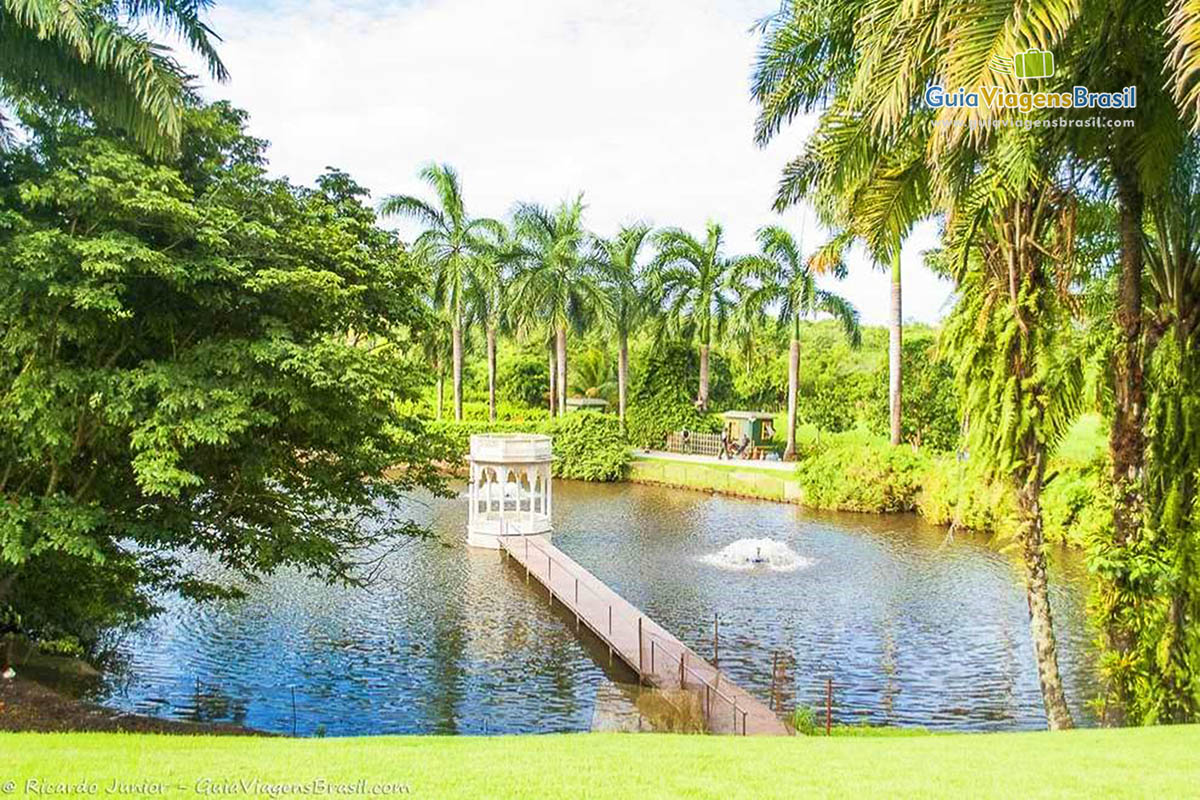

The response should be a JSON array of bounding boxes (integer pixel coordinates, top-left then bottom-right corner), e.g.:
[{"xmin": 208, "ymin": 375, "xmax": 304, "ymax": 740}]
[{"xmin": 95, "ymin": 481, "xmax": 1098, "ymax": 735}]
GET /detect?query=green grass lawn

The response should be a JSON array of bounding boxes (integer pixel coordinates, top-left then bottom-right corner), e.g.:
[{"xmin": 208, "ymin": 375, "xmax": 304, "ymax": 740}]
[{"xmin": 3, "ymin": 727, "xmax": 1198, "ymax": 799}]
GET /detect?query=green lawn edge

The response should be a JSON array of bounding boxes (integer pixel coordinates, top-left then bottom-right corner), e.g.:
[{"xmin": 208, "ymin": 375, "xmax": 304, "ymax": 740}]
[{"xmin": 4, "ymin": 726, "xmax": 1198, "ymax": 799}]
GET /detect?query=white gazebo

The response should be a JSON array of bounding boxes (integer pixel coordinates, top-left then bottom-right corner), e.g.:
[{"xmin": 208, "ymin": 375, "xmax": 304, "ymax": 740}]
[{"xmin": 467, "ymin": 433, "xmax": 553, "ymax": 549}]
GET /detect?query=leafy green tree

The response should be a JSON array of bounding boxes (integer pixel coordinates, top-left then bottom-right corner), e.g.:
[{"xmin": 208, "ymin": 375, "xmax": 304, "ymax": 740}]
[
  {"xmin": 380, "ymin": 164, "xmax": 501, "ymax": 421},
  {"xmin": 741, "ymin": 225, "xmax": 860, "ymax": 459},
  {"xmin": 0, "ymin": 103, "xmax": 445, "ymax": 645},
  {"xmin": 0, "ymin": 0, "xmax": 227, "ymax": 155},
  {"xmin": 498, "ymin": 350, "xmax": 548, "ymax": 408},
  {"xmin": 650, "ymin": 221, "xmax": 750, "ymax": 411},
  {"xmin": 509, "ymin": 196, "xmax": 607, "ymax": 416},
  {"xmin": 594, "ymin": 224, "xmax": 651, "ymax": 425}
]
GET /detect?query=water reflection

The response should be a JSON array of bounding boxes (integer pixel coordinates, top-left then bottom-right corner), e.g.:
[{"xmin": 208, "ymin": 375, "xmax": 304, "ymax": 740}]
[{"xmin": 97, "ymin": 482, "xmax": 1097, "ymax": 734}]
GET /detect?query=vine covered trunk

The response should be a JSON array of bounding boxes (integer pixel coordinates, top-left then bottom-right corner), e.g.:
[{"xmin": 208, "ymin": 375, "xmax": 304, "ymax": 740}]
[
  {"xmin": 1015, "ymin": 437, "xmax": 1074, "ymax": 730},
  {"xmin": 698, "ymin": 343, "xmax": 710, "ymax": 411},
  {"xmin": 435, "ymin": 356, "xmax": 444, "ymax": 421},
  {"xmin": 1104, "ymin": 163, "xmax": 1147, "ymax": 721}
]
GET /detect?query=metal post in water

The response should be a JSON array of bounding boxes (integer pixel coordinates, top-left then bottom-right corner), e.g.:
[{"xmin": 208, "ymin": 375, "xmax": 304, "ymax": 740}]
[
  {"xmin": 679, "ymin": 652, "xmax": 685, "ymax": 688},
  {"xmin": 770, "ymin": 651, "xmax": 779, "ymax": 710},
  {"xmin": 825, "ymin": 678, "xmax": 833, "ymax": 736},
  {"xmin": 713, "ymin": 613, "xmax": 719, "ymax": 664},
  {"xmin": 650, "ymin": 640, "xmax": 655, "ymax": 673},
  {"xmin": 608, "ymin": 605, "xmax": 612, "ymax": 636}
]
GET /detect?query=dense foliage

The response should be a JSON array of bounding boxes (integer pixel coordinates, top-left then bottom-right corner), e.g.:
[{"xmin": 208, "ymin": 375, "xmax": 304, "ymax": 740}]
[
  {"xmin": 0, "ymin": 103, "xmax": 446, "ymax": 649},
  {"xmin": 625, "ymin": 343, "xmax": 721, "ymax": 448},
  {"xmin": 544, "ymin": 413, "xmax": 629, "ymax": 482}
]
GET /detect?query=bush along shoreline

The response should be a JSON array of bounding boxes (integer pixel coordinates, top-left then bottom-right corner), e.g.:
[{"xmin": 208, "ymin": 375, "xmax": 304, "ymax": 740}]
[{"xmin": 426, "ymin": 412, "xmax": 1109, "ymax": 550}]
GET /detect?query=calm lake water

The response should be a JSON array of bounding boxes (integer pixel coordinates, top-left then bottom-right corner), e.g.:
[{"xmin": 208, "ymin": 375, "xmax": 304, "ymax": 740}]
[{"xmin": 95, "ymin": 481, "xmax": 1099, "ymax": 735}]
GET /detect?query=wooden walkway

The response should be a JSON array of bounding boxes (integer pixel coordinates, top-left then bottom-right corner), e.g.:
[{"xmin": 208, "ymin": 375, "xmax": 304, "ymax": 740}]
[{"xmin": 498, "ymin": 535, "xmax": 789, "ymax": 736}]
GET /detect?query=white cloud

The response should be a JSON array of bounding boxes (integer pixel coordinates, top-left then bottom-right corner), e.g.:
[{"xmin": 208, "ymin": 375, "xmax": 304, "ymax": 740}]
[{"xmin": 179, "ymin": 0, "xmax": 951, "ymax": 325}]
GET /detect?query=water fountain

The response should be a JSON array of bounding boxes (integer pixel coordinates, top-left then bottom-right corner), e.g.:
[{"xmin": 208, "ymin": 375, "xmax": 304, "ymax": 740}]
[{"xmin": 700, "ymin": 538, "xmax": 812, "ymax": 572}]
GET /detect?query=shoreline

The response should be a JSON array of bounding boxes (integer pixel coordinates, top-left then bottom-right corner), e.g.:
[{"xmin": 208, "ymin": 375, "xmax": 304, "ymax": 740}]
[{"xmin": 0, "ymin": 675, "xmax": 265, "ymax": 736}]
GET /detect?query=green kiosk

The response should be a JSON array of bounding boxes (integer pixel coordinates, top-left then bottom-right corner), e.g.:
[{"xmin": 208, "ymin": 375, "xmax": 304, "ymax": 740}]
[{"xmin": 721, "ymin": 411, "xmax": 776, "ymax": 459}]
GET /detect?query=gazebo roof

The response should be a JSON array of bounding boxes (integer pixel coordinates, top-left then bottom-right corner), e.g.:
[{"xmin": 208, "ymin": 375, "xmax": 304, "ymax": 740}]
[{"xmin": 468, "ymin": 433, "xmax": 553, "ymax": 464}]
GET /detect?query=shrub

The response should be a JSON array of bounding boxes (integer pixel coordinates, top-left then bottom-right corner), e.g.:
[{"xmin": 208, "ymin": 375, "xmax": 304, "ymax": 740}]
[
  {"xmin": 544, "ymin": 413, "xmax": 630, "ymax": 481},
  {"xmin": 794, "ymin": 430, "xmax": 931, "ymax": 512}
]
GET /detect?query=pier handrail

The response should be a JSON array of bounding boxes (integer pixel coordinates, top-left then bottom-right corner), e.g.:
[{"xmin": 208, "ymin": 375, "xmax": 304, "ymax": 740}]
[{"xmin": 509, "ymin": 534, "xmax": 751, "ymax": 734}]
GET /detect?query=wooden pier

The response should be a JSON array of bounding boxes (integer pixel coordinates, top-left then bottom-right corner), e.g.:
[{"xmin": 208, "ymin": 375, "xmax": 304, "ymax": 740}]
[{"xmin": 498, "ymin": 535, "xmax": 789, "ymax": 736}]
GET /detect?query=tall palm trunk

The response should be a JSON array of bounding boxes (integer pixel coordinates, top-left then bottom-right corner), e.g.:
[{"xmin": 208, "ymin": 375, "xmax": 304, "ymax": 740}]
[
  {"xmin": 1016, "ymin": 434, "xmax": 1074, "ymax": 730},
  {"xmin": 486, "ymin": 326, "xmax": 498, "ymax": 422},
  {"xmin": 1106, "ymin": 163, "xmax": 1146, "ymax": 700},
  {"xmin": 451, "ymin": 323, "xmax": 464, "ymax": 421},
  {"xmin": 889, "ymin": 249, "xmax": 903, "ymax": 446},
  {"xmin": 618, "ymin": 331, "xmax": 629, "ymax": 427},
  {"xmin": 435, "ymin": 357, "xmax": 445, "ymax": 421},
  {"xmin": 556, "ymin": 325, "xmax": 568, "ymax": 416},
  {"xmin": 698, "ymin": 342, "xmax": 710, "ymax": 411},
  {"xmin": 784, "ymin": 321, "xmax": 800, "ymax": 461},
  {"xmin": 548, "ymin": 343, "xmax": 556, "ymax": 416}
]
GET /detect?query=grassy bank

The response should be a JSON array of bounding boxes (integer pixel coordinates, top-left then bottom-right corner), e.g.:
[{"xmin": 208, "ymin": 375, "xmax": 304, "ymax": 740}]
[
  {"xmin": 629, "ymin": 457, "xmax": 803, "ymax": 503},
  {"xmin": 4, "ymin": 727, "xmax": 1198, "ymax": 798}
]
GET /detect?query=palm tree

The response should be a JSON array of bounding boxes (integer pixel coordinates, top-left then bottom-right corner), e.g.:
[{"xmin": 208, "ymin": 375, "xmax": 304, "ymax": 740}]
[
  {"xmin": 746, "ymin": 226, "xmax": 861, "ymax": 460},
  {"xmin": 594, "ymin": 223, "xmax": 651, "ymax": 425},
  {"xmin": 380, "ymin": 164, "xmax": 501, "ymax": 421},
  {"xmin": 0, "ymin": 0, "xmax": 227, "ymax": 155},
  {"xmin": 753, "ymin": 12, "xmax": 931, "ymax": 447},
  {"xmin": 509, "ymin": 196, "xmax": 607, "ymax": 416},
  {"xmin": 467, "ymin": 222, "xmax": 518, "ymax": 422},
  {"xmin": 651, "ymin": 221, "xmax": 748, "ymax": 411},
  {"xmin": 570, "ymin": 346, "xmax": 619, "ymax": 404}
]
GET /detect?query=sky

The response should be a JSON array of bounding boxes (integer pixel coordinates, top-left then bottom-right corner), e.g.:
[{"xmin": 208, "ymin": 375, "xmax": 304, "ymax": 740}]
[{"xmin": 178, "ymin": 0, "xmax": 953, "ymax": 326}]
